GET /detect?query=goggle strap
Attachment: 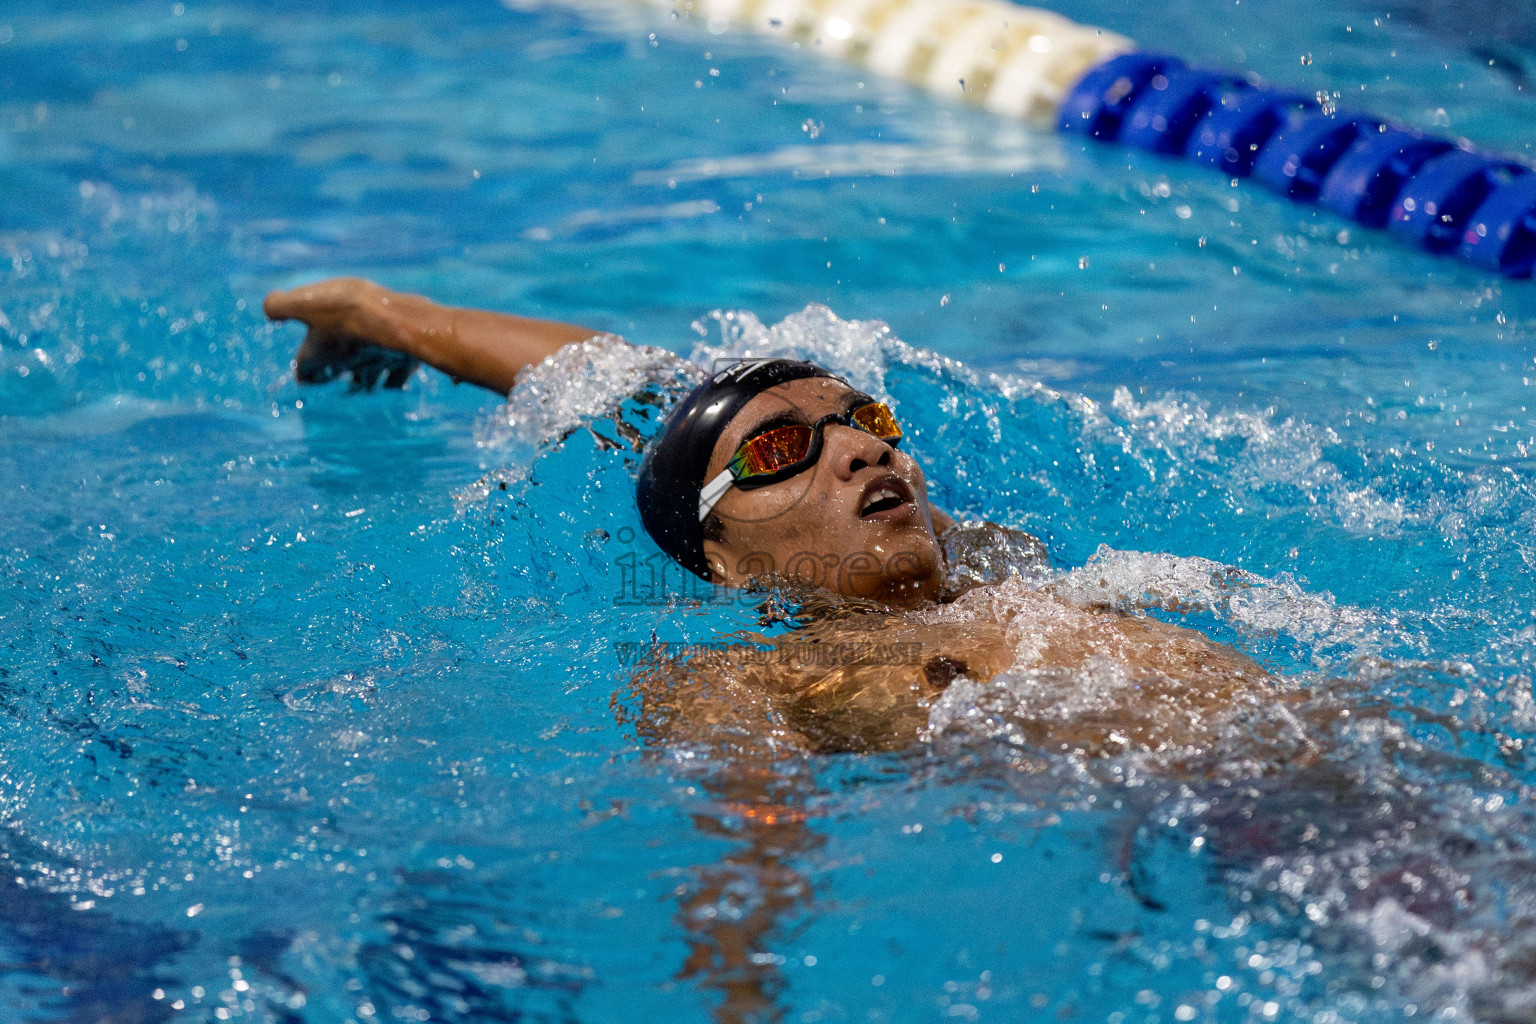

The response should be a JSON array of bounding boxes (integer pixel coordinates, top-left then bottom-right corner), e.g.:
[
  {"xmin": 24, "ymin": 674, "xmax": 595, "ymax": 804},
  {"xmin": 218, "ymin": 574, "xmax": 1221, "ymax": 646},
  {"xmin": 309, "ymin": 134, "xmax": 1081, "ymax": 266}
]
[{"xmin": 698, "ymin": 468, "xmax": 734, "ymax": 522}]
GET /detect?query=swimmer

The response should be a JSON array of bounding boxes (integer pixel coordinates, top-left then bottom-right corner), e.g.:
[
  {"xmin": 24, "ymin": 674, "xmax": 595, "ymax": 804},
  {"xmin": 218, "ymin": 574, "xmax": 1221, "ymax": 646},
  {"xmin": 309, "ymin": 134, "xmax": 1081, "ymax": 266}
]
[
  {"xmin": 267, "ymin": 281, "xmax": 1531, "ymax": 1024},
  {"xmin": 264, "ymin": 278, "xmax": 1292, "ymax": 764}
]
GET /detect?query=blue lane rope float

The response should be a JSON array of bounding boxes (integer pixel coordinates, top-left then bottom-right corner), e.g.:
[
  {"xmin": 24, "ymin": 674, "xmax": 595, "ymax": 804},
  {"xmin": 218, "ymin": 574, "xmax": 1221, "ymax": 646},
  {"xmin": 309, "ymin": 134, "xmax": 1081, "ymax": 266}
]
[
  {"xmin": 1057, "ymin": 52, "xmax": 1536, "ymax": 277},
  {"xmin": 618, "ymin": 0, "xmax": 1536, "ymax": 277}
]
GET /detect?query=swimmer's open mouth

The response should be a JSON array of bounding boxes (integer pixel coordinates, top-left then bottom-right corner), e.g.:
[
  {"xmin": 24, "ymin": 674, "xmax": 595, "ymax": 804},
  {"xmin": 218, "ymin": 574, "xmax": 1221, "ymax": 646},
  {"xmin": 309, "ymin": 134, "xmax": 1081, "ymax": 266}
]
[{"xmin": 859, "ymin": 477, "xmax": 914, "ymax": 519}]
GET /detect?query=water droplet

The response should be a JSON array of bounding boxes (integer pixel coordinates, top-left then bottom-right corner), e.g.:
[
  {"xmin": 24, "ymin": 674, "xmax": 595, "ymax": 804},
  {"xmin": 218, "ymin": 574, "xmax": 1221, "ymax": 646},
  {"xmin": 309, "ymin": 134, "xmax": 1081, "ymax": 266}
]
[
  {"xmin": 1078, "ymin": 256, "xmax": 1090, "ymax": 269},
  {"xmin": 1300, "ymin": 53, "xmax": 1313, "ymax": 66},
  {"xmin": 939, "ymin": 294, "xmax": 950, "ymax": 306}
]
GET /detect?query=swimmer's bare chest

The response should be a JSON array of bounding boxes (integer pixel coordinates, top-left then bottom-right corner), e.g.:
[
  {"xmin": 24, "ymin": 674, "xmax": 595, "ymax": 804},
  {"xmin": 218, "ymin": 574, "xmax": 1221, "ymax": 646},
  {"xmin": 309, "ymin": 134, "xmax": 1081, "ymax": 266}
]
[{"xmin": 711, "ymin": 588, "xmax": 1280, "ymax": 755}]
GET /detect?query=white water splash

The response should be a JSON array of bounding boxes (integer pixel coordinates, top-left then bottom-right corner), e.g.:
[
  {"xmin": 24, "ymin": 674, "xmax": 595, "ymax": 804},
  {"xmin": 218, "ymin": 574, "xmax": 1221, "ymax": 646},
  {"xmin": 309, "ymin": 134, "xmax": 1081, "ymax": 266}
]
[
  {"xmin": 688, "ymin": 303, "xmax": 970, "ymax": 401},
  {"xmin": 1054, "ymin": 546, "xmax": 1393, "ymax": 665},
  {"xmin": 1102, "ymin": 387, "xmax": 1444, "ymax": 539},
  {"xmin": 476, "ymin": 333, "xmax": 699, "ymax": 456}
]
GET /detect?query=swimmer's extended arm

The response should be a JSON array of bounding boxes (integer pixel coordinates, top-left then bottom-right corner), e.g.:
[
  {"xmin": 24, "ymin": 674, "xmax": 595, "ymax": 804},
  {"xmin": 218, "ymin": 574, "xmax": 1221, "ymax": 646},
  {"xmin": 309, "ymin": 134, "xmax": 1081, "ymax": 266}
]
[{"xmin": 263, "ymin": 278, "xmax": 602, "ymax": 395}]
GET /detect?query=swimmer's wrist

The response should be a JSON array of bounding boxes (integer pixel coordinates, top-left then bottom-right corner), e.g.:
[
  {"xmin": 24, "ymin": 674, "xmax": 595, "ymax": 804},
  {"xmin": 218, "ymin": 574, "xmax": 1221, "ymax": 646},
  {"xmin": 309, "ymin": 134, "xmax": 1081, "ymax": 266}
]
[{"xmin": 349, "ymin": 284, "xmax": 445, "ymax": 359}]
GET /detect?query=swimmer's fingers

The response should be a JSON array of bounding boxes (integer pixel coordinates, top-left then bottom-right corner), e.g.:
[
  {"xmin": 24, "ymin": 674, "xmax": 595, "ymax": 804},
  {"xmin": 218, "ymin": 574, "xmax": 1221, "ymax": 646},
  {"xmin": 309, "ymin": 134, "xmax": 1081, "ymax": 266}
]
[
  {"xmin": 293, "ymin": 325, "xmax": 364, "ymax": 385},
  {"xmin": 344, "ymin": 344, "xmax": 419, "ymax": 393},
  {"xmin": 381, "ymin": 355, "xmax": 420, "ymax": 389},
  {"xmin": 348, "ymin": 354, "xmax": 383, "ymax": 393},
  {"xmin": 294, "ymin": 327, "xmax": 418, "ymax": 391}
]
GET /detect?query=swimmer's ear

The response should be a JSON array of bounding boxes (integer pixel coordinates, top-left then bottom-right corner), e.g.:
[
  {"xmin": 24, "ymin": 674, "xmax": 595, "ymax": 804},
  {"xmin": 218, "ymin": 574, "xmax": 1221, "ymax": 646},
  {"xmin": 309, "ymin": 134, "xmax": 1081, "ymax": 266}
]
[
  {"xmin": 701, "ymin": 552, "xmax": 727, "ymax": 586},
  {"xmin": 700, "ymin": 513, "xmax": 731, "ymax": 583}
]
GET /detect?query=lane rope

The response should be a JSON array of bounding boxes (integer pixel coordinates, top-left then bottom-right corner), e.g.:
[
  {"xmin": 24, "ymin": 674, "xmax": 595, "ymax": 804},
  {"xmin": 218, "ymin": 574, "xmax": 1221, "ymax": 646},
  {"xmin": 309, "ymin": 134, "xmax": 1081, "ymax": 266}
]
[
  {"xmin": 643, "ymin": 0, "xmax": 1132, "ymax": 122},
  {"xmin": 604, "ymin": 0, "xmax": 1536, "ymax": 277}
]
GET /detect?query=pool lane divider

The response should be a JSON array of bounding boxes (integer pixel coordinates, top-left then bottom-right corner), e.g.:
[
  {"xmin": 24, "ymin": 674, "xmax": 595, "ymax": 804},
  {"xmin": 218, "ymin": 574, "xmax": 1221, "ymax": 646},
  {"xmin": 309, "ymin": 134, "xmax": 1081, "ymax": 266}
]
[
  {"xmin": 636, "ymin": 0, "xmax": 1536, "ymax": 277},
  {"xmin": 1058, "ymin": 52, "xmax": 1536, "ymax": 277}
]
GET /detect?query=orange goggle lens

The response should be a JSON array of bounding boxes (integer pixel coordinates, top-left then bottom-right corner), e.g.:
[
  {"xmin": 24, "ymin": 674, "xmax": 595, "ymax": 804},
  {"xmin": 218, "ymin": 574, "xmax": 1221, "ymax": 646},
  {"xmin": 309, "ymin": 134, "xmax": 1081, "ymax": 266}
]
[
  {"xmin": 727, "ymin": 402, "xmax": 902, "ymax": 482},
  {"xmin": 849, "ymin": 402, "xmax": 902, "ymax": 441},
  {"xmin": 735, "ymin": 424, "xmax": 814, "ymax": 476}
]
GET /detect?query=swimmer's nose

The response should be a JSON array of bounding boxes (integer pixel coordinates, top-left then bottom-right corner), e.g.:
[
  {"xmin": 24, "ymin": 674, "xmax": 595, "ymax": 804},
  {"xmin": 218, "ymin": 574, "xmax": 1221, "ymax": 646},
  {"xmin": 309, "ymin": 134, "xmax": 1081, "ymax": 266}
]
[{"xmin": 825, "ymin": 423, "xmax": 894, "ymax": 480}]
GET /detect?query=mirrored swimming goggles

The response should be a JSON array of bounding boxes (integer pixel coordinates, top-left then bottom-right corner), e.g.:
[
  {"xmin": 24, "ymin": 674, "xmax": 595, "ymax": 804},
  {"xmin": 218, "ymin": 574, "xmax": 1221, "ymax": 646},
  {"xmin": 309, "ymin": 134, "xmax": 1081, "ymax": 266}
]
[{"xmin": 697, "ymin": 401, "xmax": 903, "ymax": 521}]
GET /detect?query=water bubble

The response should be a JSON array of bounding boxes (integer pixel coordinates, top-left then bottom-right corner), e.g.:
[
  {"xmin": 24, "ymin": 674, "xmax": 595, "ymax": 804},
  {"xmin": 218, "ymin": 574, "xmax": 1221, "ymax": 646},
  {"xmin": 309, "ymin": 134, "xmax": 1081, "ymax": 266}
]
[
  {"xmin": 1078, "ymin": 256, "xmax": 1090, "ymax": 269},
  {"xmin": 1300, "ymin": 53, "xmax": 1313, "ymax": 66}
]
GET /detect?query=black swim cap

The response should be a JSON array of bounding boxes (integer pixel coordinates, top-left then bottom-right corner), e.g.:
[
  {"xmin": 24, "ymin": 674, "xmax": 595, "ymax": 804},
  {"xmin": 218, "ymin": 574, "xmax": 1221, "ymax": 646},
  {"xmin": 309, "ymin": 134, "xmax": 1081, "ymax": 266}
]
[{"xmin": 635, "ymin": 359, "xmax": 837, "ymax": 579}]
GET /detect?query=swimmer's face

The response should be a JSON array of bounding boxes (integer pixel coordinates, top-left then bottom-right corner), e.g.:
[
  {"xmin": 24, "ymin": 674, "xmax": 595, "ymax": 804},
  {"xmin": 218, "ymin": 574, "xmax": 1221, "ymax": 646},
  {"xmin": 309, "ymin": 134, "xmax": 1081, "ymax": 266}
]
[{"xmin": 701, "ymin": 377, "xmax": 944, "ymax": 607}]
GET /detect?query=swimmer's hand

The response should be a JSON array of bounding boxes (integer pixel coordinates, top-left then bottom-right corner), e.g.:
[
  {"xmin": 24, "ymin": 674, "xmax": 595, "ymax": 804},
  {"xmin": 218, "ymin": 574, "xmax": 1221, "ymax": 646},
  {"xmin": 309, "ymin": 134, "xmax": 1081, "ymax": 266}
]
[
  {"xmin": 293, "ymin": 331, "xmax": 419, "ymax": 393},
  {"xmin": 264, "ymin": 277, "xmax": 607, "ymax": 396},
  {"xmin": 264, "ymin": 278, "xmax": 420, "ymax": 391}
]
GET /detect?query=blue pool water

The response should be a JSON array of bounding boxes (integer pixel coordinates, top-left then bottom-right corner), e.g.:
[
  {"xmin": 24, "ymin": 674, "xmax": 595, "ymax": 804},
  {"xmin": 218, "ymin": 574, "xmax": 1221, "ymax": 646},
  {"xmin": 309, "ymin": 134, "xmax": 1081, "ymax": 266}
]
[{"xmin": 4, "ymin": 0, "xmax": 1536, "ymax": 1021}]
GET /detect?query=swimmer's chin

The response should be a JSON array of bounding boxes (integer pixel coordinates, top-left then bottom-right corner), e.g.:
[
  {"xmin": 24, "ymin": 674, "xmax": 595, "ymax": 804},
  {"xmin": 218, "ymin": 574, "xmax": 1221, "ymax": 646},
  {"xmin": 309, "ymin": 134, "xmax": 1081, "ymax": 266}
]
[{"xmin": 875, "ymin": 574, "xmax": 942, "ymax": 608}]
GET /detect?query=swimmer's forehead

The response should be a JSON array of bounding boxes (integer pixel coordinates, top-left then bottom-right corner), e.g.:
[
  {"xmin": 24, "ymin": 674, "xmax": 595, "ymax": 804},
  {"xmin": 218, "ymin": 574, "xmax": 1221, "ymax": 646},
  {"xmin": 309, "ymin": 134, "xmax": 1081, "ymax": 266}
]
[{"xmin": 707, "ymin": 377, "xmax": 864, "ymax": 475}]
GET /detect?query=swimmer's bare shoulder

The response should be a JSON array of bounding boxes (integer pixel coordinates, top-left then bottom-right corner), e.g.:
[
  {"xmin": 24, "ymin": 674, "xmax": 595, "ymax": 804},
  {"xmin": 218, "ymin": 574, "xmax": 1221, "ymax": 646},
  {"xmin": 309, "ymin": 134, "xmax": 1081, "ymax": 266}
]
[
  {"xmin": 614, "ymin": 616, "xmax": 1010, "ymax": 756},
  {"xmin": 624, "ymin": 586, "xmax": 1282, "ymax": 758}
]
